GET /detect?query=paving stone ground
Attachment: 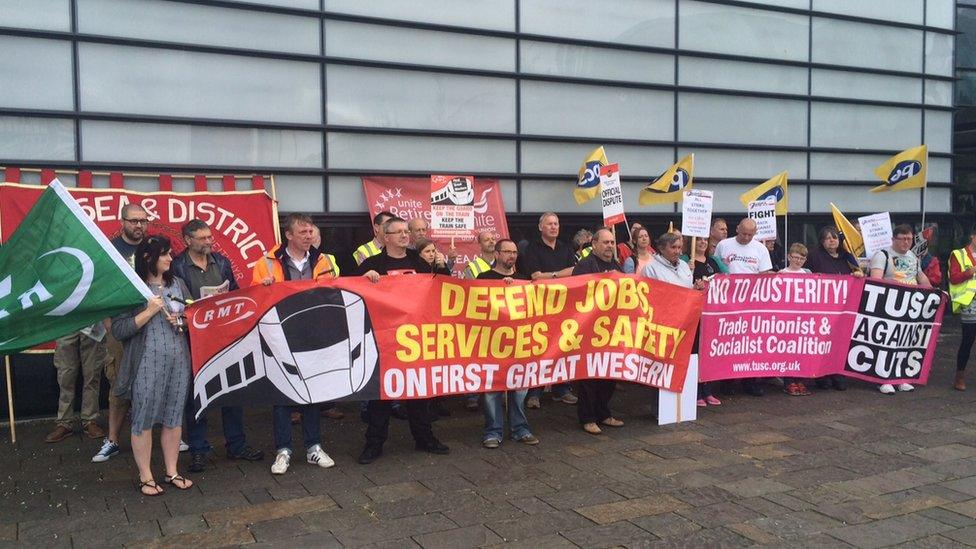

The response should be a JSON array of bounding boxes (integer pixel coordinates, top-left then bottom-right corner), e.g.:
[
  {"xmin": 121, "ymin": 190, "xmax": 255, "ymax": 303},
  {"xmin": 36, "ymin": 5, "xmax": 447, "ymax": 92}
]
[{"xmin": 3, "ymin": 317, "xmax": 976, "ymax": 547}]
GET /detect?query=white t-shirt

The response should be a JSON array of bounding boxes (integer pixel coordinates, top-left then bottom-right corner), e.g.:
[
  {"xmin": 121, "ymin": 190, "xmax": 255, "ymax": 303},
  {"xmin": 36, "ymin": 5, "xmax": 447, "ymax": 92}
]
[
  {"xmin": 869, "ymin": 248, "xmax": 919, "ymax": 285},
  {"xmin": 715, "ymin": 237, "xmax": 772, "ymax": 274}
]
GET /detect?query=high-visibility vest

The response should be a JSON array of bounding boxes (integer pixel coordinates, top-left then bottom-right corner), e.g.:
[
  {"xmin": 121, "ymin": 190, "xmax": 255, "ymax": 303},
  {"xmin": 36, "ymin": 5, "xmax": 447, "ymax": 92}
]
[
  {"xmin": 464, "ymin": 256, "xmax": 492, "ymax": 279},
  {"xmin": 950, "ymin": 247, "xmax": 976, "ymax": 313},
  {"xmin": 575, "ymin": 246, "xmax": 591, "ymax": 263},
  {"xmin": 251, "ymin": 246, "xmax": 337, "ymax": 286},
  {"xmin": 353, "ymin": 241, "xmax": 382, "ymax": 266},
  {"xmin": 326, "ymin": 254, "xmax": 340, "ymax": 277}
]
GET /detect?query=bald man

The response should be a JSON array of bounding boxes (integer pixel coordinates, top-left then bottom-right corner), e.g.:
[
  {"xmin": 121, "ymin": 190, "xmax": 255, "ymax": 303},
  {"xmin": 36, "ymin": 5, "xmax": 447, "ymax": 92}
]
[{"xmin": 714, "ymin": 218, "xmax": 772, "ymax": 274}]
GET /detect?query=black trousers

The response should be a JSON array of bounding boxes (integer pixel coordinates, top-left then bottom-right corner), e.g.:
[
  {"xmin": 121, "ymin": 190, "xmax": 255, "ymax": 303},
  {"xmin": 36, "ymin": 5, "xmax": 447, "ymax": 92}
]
[
  {"xmin": 577, "ymin": 380, "xmax": 615, "ymax": 424},
  {"xmin": 958, "ymin": 322, "xmax": 976, "ymax": 372},
  {"xmin": 364, "ymin": 399, "xmax": 435, "ymax": 448}
]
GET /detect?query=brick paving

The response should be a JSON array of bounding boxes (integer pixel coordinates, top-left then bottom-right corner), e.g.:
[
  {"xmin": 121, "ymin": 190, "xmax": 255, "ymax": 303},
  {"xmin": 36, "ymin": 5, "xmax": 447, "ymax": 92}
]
[{"xmin": 3, "ymin": 317, "xmax": 976, "ymax": 547}]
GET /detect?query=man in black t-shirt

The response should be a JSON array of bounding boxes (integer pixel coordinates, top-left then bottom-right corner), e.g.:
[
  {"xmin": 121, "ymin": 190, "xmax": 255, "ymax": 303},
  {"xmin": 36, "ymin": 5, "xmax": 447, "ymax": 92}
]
[
  {"xmin": 516, "ymin": 212, "xmax": 578, "ymax": 408},
  {"xmin": 357, "ymin": 218, "xmax": 449, "ymax": 464},
  {"xmin": 476, "ymin": 239, "xmax": 539, "ymax": 448}
]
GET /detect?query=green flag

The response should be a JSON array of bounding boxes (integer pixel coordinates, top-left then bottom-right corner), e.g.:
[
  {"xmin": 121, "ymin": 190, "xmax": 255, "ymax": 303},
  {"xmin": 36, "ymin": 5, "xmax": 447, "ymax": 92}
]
[{"xmin": 0, "ymin": 180, "xmax": 152, "ymax": 354}]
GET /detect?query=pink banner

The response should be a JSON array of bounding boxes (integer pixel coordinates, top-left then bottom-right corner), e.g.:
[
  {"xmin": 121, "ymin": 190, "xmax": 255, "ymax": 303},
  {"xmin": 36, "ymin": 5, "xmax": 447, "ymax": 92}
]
[{"xmin": 699, "ymin": 274, "xmax": 946, "ymax": 385}]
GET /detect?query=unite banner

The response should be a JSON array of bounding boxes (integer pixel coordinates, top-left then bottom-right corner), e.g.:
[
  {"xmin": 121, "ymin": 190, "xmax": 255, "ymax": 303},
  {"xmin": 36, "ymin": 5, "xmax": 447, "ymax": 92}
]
[
  {"xmin": 362, "ymin": 177, "xmax": 509, "ymax": 277},
  {"xmin": 188, "ymin": 273, "xmax": 701, "ymax": 415},
  {"xmin": 700, "ymin": 274, "xmax": 946, "ymax": 384},
  {"xmin": 0, "ymin": 183, "xmax": 278, "ymax": 286}
]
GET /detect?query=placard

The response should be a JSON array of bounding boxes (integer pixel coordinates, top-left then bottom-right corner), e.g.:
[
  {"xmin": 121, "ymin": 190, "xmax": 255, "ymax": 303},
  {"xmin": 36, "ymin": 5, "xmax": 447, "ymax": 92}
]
[
  {"xmin": 599, "ymin": 163, "xmax": 626, "ymax": 227},
  {"xmin": 747, "ymin": 197, "xmax": 777, "ymax": 241},
  {"xmin": 430, "ymin": 175, "xmax": 475, "ymax": 239},
  {"xmin": 858, "ymin": 212, "xmax": 893, "ymax": 258},
  {"xmin": 681, "ymin": 189, "xmax": 713, "ymax": 238}
]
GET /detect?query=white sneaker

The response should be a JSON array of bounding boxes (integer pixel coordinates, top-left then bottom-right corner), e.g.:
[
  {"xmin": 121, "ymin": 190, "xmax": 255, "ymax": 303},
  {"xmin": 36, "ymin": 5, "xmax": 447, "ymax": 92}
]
[
  {"xmin": 179, "ymin": 440, "xmax": 189, "ymax": 452},
  {"xmin": 898, "ymin": 383, "xmax": 915, "ymax": 392},
  {"xmin": 879, "ymin": 384, "xmax": 896, "ymax": 394},
  {"xmin": 91, "ymin": 438, "xmax": 120, "ymax": 463},
  {"xmin": 306, "ymin": 444, "xmax": 335, "ymax": 468},
  {"xmin": 271, "ymin": 449, "xmax": 291, "ymax": 474}
]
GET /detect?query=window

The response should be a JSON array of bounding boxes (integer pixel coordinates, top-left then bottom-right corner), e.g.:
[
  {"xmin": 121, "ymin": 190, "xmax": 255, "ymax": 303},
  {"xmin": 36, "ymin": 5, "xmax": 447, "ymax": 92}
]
[
  {"xmin": 0, "ymin": 116, "xmax": 74, "ymax": 161},
  {"xmin": 521, "ymin": 0, "xmax": 674, "ymax": 48},
  {"xmin": 679, "ymin": 57, "xmax": 808, "ymax": 95},
  {"xmin": 679, "ymin": 94, "xmax": 807, "ymax": 147},
  {"xmin": 812, "ymin": 18, "xmax": 922, "ymax": 73},
  {"xmin": 0, "ymin": 37, "xmax": 73, "ymax": 110},
  {"xmin": 521, "ymin": 142, "xmax": 673, "ymax": 177},
  {"xmin": 680, "ymin": 1, "xmax": 809, "ymax": 61},
  {"xmin": 810, "ymin": 103, "xmax": 920, "ymax": 151},
  {"xmin": 521, "ymin": 41, "xmax": 673, "ymax": 85},
  {"xmin": 324, "ymin": 0, "xmax": 515, "ymax": 31},
  {"xmin": 327, "ymin": 133, "xmax": 515, "ymax": 173}
]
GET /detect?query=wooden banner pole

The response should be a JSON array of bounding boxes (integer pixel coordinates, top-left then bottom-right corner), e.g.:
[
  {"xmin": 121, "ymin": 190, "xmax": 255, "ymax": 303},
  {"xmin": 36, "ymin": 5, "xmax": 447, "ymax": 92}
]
[{"xmin": 4, "ymin": 355, "xmax": 15, "ymax": 444}]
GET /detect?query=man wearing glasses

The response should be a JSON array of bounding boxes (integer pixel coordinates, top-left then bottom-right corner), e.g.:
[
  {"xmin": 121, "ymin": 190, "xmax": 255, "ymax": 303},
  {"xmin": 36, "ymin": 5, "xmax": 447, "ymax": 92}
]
[
  {"xmin": 869, "ymin": 224, "xmax": 932, "ymax": 395},
  {"xmin": 92, "ymin": 204, "xmax": 150, "ymax": 462},
  {"xmin": 171, "ymin": 219, "xmax": 264, "ymax": 472}
]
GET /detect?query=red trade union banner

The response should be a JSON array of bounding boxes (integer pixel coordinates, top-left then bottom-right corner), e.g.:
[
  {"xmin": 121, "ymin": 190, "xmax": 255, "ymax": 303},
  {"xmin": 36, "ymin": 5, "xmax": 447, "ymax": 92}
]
[
  {"xmin": 363, "ymin": 177, "xmax": 508, "ymax": 277},
  {"xmin": 0, "ymin": 183, "xmax": 278, "ymax": 287},
  {"xmin": 699, "ymin": 274, "xmax": 946, "ymax": 385},
  {"xmin": 188, "ymin": 273, "xmax": 701, "ymax": 415}
]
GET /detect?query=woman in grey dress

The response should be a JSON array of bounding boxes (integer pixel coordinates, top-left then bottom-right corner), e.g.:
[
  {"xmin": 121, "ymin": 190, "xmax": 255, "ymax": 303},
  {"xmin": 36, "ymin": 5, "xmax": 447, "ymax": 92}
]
[{"xmin": 112, "ymin": 236, "xmax": 194, "ymax": 496}]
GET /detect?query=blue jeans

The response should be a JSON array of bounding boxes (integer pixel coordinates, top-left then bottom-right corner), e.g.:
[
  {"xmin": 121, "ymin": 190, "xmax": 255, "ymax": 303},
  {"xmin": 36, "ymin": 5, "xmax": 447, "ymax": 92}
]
[
  {"xmin": 273, "ymin": 405, "xmax": 321, "ymax": 452},
  {"xmin": 482, "ymin": 390, "xmax": 531, "ymax": 442},
  {"xmin": 527, "ymin": 382, "xmax": 571, "ymax": 400},
  {"xmin": 185, "ymin": 404, "xmax": 247, "ymax": 455}
]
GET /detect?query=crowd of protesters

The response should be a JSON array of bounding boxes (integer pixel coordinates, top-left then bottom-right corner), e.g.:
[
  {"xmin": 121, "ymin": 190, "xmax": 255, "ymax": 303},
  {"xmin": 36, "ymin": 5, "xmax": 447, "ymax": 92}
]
[{"xmin": 44, "ymin": 206, "xmax": 966, "ymax": 495}]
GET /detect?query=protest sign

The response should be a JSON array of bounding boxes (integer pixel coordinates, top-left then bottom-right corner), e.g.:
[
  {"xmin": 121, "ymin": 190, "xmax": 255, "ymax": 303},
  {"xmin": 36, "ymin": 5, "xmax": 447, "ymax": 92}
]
[
  {"xmin": 429, "ymin": 175, "xmax": 475, "ymax": 240},
  {"xmin": 188, "ymin": 273, "xmax": 702, "ymax": 416},
  {"xmin": 699, "ymin": 274, "xmax": 945, "ymax": 384},
  {"xmin": 0, "ymin": 183, "xmax": 278, "ymax": 287},
  {"xmin": 747, "ymin": 197, "xmax": 777, "ymax": 241},
  {"xmin": 858, "ymin": 212, "xmax": 893, "ymax": 257},
  {"xmin": 681, "ymin": 189, "xmax": 713, "ymax": 239},
  {"xmin": 658, "ymin": 355, "xmax": 698, "ymax": 426},
  {"xmin": 362, "ymin": 177, "xmax": 509, "ymax": 277},
  {"xmin": 599, "ymin": 164, "xmax": 626, "ymax": 227}
]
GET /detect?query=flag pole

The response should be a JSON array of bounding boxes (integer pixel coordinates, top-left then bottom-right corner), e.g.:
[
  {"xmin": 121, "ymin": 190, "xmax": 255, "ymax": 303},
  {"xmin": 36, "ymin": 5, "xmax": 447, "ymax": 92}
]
[
  {"xmin": 4, "ymin": 355, "xmax": 15, "ymax": 444},
  {"xmin": 920, "ymin": 148, "xmax": 929, "ymax": 231}
]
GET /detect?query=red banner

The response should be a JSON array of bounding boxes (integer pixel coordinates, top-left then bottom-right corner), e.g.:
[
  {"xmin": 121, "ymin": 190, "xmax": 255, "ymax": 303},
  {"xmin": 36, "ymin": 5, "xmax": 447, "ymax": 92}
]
[
  {"xmin": 362, "ymin": 177, "xmax": 509, "ymax": 276},
  {"xmin": 188, "ymin": 273, "xmax": 701, "ymax": 413},
  {"xmin": 0, "ymin": 183, "xmax": 279, "ymax": 287}
]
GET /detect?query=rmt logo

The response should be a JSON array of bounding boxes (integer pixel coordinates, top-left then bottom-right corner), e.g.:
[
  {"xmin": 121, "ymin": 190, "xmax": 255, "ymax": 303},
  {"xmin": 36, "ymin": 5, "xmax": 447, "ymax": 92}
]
[
  {"xmin": 886, "ymin": 160, "xmax": 922, "ymax": 185},
  {"xmin": 578, "ymin": 161, "xmax": 602, "ymax": 188}
]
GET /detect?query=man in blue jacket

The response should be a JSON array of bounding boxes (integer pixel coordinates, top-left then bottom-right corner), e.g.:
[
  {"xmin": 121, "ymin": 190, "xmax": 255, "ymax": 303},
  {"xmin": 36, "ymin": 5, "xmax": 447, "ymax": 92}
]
[{"xmin": 171, "ymin": 219, "xmax": 263, "ymax": 472}]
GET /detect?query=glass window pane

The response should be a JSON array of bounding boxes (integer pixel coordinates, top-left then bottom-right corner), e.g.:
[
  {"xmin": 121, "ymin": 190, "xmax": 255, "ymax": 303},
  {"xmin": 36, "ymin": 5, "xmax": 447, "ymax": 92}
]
[
  {"xmin": 79, "ymin": 44, "xmax": 321, "ymax": 124},
  {"xmin": 930, "ymin": 157, "xmax": 951, "ymax": 182},
  {"xmin": 521, "ymin": 41, "xmax": 673, "ymax": 85},
  {"xmin": 957, "ymin": 70, "xmax": 976, "ymax": 106},
  {"xmin": 324, "ymin": 0, "xmax": 515, "ymax": 31},
  {"xmin": 747, "ymin": 0, "xmax": 808, "ymax": 8},
  {"xmin": 813, "ymin": 0, "xmax": 922, "ymax": 25},
  {"xmin": 812, "ymin": 18, "xmax": 922, "ymax": 73},
  {"xmin": 325, "ymin": 20, "xmax": 515, "ymax": 71},
  {"xmin": 327, "ymin": 133, "xmax": 515, "ymax": 173},
  {"xmin": 0, "ymin": 37, "xmax": 73, "ymax": 110},
  {"xmin": 326, "ymin": 176, "xmax": 367, "ymax": 213},
  {"xmin": 926, "ymin": 188, "xmax": 951, "ymax": 212},
  {"xmin": 520, "ymin": 179, "xmax": 672, "ymax": 213},
  {"xmin": 926, "ymin": 32, "xmax": 953, "ymax": 77},
  {"xmin": 959, "ymin": 9, "xmax": 976, "ymax": 68},
  {"xmin": 924, "ymin": 80, "xmax": 953, "ymax": 106},
  {"xmin": 520, "ymin": 81, "xmax": 673, "ymax": 140},
  {"xmin": 0, "ymin": 0, "xmax": 70, "ymax": 31},
  {"xmin": 275, "ymin": 175, "xmax": 324, "ymax": 213},
  {"xmin": 810, "ymin": 103, "xmax": 921, "ymax": 150},
  {"xmin": 77, "ymin": 0, "xmax": 320, "ymax": 54},
  {"xmin": 225, "ymin": 0, "xmax": 318, "ymax": 9},
  {"xmin": 679, "ymin": 94, "xmax": 807, "ymax": 147},
  {"xmin": 925, "ymin": 109, "xmax": 952, "ymax": 154},
  {"xmin": 521, "ymin": 0, "xmax": 674, "ymax": 48},
  {"xmin": 926, "ymin": 0, "xmax": 954, "ymax": 29},
  {"xmin": 680, "ymin": 1, "xmax": 809, "ymax": 62},
  {"xmin": 326, "ymin": 65, "xmax": 515, "ymax": 133},
  {"xmin": 0, "ymin": 116, "xmax": 74, "ymax": 161},
  {"xmin": 81, "ymin": 121, "xmax": 322, "ymax": 168},
  {"xmin": 810, "ymin": 152, "xmax": 893, "ymax": 181},
  {"xmin": 809, "ymin": 184, "xmax": 920, "ymax": 212},
  {"xmin": 678, "ymin": 148, "xmax": 808, "ymax": 179},
  {"xmin": 520, "ymin": 142, "xmax": 673, "ymax": 177},
  {"xmin": 679, "ymin": 57, "xmax": 808, "ymax": 95},
  {"xmin": 811, "ymin": 70, "xmax": 921, "ymax": 103}
]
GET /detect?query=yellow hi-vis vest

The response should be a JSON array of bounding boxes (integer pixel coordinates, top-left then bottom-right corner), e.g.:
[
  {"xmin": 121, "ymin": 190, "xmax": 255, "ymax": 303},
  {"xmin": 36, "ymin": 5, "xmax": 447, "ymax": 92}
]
[
  {"xmin": 326, "ymin": 254, "xmax": 340, "ymax": 277},
  {"xmin": 353, "ymin": 240, "xmax": 382, "ymax": 266},
  {"xmin": 464, "ymin": 256, "xmax": 492, "ymax": 279},
  {"xmin": 950, "ymin": 247, "xmax": 976, "ymax": 313}
]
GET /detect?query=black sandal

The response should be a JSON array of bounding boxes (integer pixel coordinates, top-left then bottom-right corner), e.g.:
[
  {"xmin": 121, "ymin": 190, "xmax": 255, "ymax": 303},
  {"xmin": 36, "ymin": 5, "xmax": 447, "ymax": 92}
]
[
  {"xmin": 163, "ymin": 474, "xmax": 193, "ymax": 490},
  {"xmin": 139, "ymin": 479, "xmax": 164, "ymax": 497}
]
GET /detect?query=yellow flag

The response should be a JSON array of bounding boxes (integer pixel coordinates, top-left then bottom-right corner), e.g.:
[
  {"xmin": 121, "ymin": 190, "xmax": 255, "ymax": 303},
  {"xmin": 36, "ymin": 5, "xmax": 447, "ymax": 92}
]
[
  {"xmin": 870, "ymin": 145, "xmax": 927, "ymax": 193},
  {"xmin": 639, "ymin": 154, "xmax": 693, "ymax": 205},
  {"xmin": 739, "ymin": 171, "xmax": 788, "ymax": 215},
  {"xmin": 574, "ymin": 146, "xmax": 608, "ymax": 205},
  {"xmin": 830, "ymin": 202, "xmax": 864, "ymax": 273}
]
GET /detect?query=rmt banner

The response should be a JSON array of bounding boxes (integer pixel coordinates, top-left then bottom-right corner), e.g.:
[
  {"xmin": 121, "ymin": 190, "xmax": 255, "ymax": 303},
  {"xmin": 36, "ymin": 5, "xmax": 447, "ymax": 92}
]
[
  {"xmin": 699, "ymin": 274, "xmax": 945, "ymax": 384},
  {"xmin": 188, "ymin": 273, "xmax": 701, "ymax": 416},
  {"xmin": 0, "ymin": 183, "xmax": 277, "ymax": 286}
]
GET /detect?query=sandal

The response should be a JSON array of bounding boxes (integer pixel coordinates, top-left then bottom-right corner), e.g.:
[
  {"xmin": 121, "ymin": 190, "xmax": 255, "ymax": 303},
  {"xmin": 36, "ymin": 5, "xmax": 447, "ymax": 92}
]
[
  {"xmin": 163, "ymin": 474, "xmax": 194, "ymax": 490},
  {"xmin": 139, "ymin": 479, "xmax": 164, "ymax": 497}
]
